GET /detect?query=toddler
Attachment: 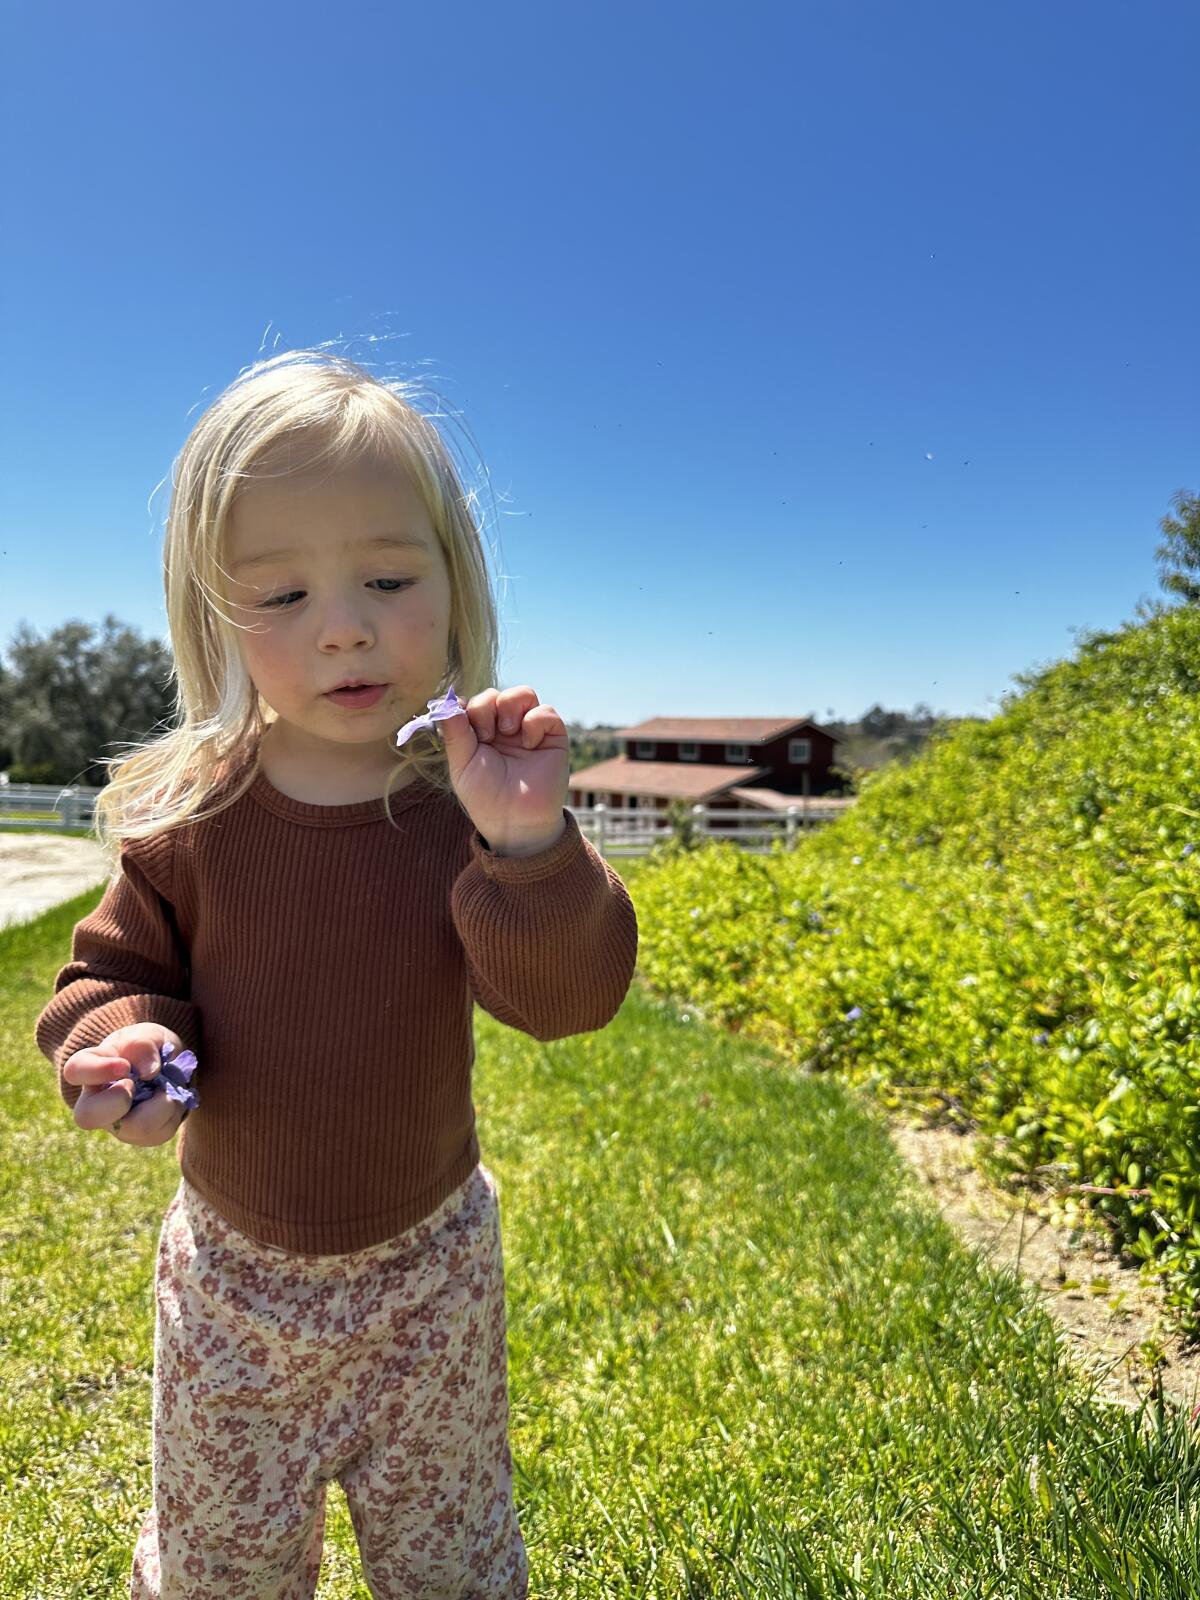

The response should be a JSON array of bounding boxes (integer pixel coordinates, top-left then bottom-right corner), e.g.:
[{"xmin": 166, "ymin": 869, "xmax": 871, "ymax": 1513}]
[{"xmin": 35, "ymin": 349, "xmax": 639, "ymax": 1598}]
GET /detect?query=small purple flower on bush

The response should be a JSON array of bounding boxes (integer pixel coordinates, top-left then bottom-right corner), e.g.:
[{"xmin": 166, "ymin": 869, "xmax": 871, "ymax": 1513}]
[
  {"xmin": 845, "ymin": 1006, "xmax": 863, "ymax": 1022},
  {"xmin": 1034, "ymin": 1032, "xmax": 1050, "ymax": 1046},
  {"xmin": 128, "ymin": 1040, "xmax": 200, "ymax": 1115},
  {"xmin": 394, "ymin": 685, "xmax": 468, "ymax": 748},
  {"xmin": 1184, "ymin": 843, "xmax": 1196, "ymax": 858}
]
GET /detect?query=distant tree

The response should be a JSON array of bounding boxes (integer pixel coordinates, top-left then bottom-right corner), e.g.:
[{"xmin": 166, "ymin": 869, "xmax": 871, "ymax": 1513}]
[
  {"xmin": 0, "ymin": 615, "xmax": 176, "ymax": 785},
  {"xmin": 566, "ymin": 722, "xmax": 620, "ymax": 771},
  {"xmin": 860, "ymin": 703, "xmax": 902, "ymax": 740},
  {"xmin": 0, "ymin": 656, "xmax": 13, "ymax": 772},
  {"xmin": 1156, "ymin": 488, "xmax": 1200, "ymax": 605}
]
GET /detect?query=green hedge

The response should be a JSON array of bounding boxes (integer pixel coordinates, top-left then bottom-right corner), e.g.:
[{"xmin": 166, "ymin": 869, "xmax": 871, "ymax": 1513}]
[{"xmin": 629, "ymin": 605, "xmax": 1200, "ymax": 1336}]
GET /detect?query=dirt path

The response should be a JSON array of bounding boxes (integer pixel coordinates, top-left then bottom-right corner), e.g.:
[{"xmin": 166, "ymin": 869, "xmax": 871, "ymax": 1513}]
[
  {"xmin": 876, "ymin": 1104, "xmax": 1200, "ymax": 1417},
  {"xmin": 0, "ymin": 832, "xmax": 109, "ymax": 932}
]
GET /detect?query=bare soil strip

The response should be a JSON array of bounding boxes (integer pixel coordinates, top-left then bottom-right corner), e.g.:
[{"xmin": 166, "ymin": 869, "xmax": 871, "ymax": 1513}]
[{"xmin": 878, "ymin": 1106, "xmax": 1200, "ymax": 1415}]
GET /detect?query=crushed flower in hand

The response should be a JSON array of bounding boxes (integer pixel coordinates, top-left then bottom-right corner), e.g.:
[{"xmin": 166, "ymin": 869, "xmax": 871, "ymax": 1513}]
[
  {"xmin": 394, "ymin": 685, "xmax": 468, "ymax": 748},
  {"xmin": 128, "ymin": 1040, "xmax": 200, "ymax": 1116}
]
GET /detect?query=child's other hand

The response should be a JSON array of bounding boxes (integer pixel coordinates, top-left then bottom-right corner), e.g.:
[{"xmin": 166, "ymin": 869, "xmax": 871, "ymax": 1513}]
[
  {"xmin": 62, "ymin": 1024, "xmax": 187, "ymax": 1146},
  {"xmin": 439, "ymin": 686, "xmax": 570, "ymax": 856}
]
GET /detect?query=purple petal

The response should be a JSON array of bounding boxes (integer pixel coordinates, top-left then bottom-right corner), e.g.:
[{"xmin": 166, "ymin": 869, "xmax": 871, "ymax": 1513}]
[
  {"xmin": 159, "ymin": 1058, "xmax": 197, "ymax": 1092},
  {"xmin": 394, "ymin": 684, "xmax": 468, "ymax": 748},
  {"xmin": 129, "ymin": 1076, "xmax": 158, "ymax": 1107},
  {"xmin": 123, "ymin": 1040, "xmax": 201, "ymax": 1114},
  {"xmin": 162, "ymin": 1079, "xmax": 200, "ymax": 1112},
  {"xmin": 158, "ymin": 1041, "xmax": 198, "ymax": 1078}
]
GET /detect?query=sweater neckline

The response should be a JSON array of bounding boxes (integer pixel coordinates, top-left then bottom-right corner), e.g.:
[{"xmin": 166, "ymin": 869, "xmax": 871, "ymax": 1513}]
[{"xmin": 247, "ymin": 766, "xmax": 436, "ymax": 827}]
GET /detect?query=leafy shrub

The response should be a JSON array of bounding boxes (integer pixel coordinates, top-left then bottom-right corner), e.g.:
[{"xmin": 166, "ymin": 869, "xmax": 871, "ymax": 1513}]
[{"xmin": 628, "ymin": 605, "xmax": 1200, "ymax": 1335}]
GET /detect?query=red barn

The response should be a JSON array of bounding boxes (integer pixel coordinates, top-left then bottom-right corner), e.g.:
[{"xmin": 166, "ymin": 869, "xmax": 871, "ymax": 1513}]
[{"xmin": 567, "ymin": 715, "xmax": 846, "ymax": 830}]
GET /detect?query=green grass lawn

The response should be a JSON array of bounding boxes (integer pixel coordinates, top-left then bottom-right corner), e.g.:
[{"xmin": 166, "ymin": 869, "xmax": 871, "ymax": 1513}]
[
  {"xmin": 4, "ymin": 885, "xmax": 1200, "ymax": 1597},
  {"xmin": 0, "ymin": 818, "xmax": 95, "ymax": 833}
]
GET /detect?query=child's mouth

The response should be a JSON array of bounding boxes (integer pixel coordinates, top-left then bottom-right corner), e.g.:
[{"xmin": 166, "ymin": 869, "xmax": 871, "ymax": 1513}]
[{"xmin": 325, "ymin": 684, "xmax": 387, "ymax": 708}]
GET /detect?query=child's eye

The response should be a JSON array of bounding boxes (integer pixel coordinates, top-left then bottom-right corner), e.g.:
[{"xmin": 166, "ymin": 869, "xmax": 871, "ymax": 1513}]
[{"xmin": 258, "ymin": 579, "xmax": 415, "ymax": 610}]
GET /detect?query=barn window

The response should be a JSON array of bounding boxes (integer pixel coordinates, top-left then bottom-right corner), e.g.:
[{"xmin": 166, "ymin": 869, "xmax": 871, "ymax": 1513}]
[{"xmin": 789, "ymin": 738, "xmax": 811, "ymax": 763}]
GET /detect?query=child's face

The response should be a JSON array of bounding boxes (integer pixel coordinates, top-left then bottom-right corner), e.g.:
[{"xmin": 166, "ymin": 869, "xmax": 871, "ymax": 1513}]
[{"xmin": 223, "ymin": 455, "xmax": 453, "ymax": 757}]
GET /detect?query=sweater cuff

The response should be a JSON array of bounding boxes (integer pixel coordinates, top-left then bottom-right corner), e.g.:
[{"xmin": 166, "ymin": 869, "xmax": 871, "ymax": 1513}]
[{"xmin": 469, "ymin": 808, "xmax": 587, "ymax": 883}]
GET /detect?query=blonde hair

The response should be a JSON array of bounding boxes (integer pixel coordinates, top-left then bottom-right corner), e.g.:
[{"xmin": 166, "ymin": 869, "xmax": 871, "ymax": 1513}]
[{"xmin": 92, "ymin": 349, "xmax": 500, "ymax": 869}]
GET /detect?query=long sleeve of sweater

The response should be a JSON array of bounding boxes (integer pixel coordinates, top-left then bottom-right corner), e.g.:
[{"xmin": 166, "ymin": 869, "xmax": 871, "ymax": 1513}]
[
  {"xmin": 450, "ymin": 806, "xmax": 638, "ymax": 1041},
  {"xmin": 34, "ymin": 830, "xmax": 203, "ymax": 1111}
]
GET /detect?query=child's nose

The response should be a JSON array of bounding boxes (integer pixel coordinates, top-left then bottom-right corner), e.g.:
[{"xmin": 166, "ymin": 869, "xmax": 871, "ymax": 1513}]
[{"xmin": 316, "ymin": 599, "xmax": 373, "ymax": 650}]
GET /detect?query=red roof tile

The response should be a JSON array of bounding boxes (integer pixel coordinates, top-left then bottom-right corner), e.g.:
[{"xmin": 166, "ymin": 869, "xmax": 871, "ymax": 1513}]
[{"xmin": 567, "ymin": 757, "xmax": 771, "ymax": 799}]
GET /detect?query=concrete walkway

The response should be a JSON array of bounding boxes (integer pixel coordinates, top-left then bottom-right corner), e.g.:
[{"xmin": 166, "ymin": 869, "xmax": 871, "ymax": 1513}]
[{"xmin": 0, "ymin": 832, "xmax": 110, "ymax": 931}]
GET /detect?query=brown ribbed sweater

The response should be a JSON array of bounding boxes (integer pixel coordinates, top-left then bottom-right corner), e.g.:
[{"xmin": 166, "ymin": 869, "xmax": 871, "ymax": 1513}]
[{"xmin": 35, "ymin": 765, "xmax": 639, "ymax": 1254}]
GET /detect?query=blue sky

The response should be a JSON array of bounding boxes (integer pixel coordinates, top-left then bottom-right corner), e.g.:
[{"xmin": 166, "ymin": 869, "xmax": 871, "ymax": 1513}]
[{"xmin": 2, "ymin": 0, "xmax": 1197, "ymax": 728}]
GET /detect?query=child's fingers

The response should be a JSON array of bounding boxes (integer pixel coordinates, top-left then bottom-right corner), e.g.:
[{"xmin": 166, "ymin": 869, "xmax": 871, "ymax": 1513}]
[
  {"xmin": 109, "ymin": 1090, "xmax": 184, "ymax": 1147},
  {"xmin": 73, "ymin": 1078, "xmax": 135, "ymax": 1130},
  {"xmin": 464, "ymin": 688, "xmax": 501, "ymax": 742},
  {"xmin": 63, "ymin": 1047, "xmax": 143, "ymax": 1087}
]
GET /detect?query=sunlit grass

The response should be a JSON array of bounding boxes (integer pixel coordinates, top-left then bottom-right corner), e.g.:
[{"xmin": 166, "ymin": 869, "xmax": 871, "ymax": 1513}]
[
  {"xmin": 0, "ymin": 818, "xmax": 95, "ymax": 833},
  {"xmin": 4, "ymin": 884, "xmax": 1200, "ymax": 1597}
]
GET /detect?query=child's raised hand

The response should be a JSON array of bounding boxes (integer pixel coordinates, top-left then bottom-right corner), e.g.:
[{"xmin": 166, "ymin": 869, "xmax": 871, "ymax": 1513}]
[
  {"xmin": 62, "ymin": 1023, "xmax": 188, "ymax": 1146},
  {"xmin": 435, "ymin": 686, "xmax": 571, "ymax": 857}
]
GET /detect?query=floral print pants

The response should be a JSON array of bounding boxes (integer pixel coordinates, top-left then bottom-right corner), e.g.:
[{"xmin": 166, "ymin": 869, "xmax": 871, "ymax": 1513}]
[{"xmin": 130, "ymin": 1163, "xmax": 529, "ymax": 1599}]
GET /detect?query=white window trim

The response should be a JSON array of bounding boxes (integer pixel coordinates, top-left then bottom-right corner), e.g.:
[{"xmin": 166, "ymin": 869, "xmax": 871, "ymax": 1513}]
[
  {"xmin": 679, "ymin": 742, "xmax": 699, "ymax": 761},
  {"xmin": 789, "ymin": 738, "xmax": 811, "ymax": 763},
  {"xmin": 725, "ymin": 744, "xmax": 749, "ymax": 762},
  {"xmin": 635, "ymin": 741, "xmax": 656, "ymax": 758}
]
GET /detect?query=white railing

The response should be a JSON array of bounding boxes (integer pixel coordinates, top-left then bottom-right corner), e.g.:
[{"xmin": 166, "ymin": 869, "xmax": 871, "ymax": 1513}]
[
  {"xmin": 573, "ymin": 799, "xmax": 852, "ymax": 857},
  {"xmin": 0, "ymin": 783, "xmax": 95, "ymax": 830},
  {"xmin": 0, "ymin": 782, "xmax": 854, "ymax": 854}
]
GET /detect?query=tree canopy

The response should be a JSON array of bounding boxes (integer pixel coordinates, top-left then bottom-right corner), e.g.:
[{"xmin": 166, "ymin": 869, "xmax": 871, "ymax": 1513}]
[{"xmin": 0, "ymin": 615, "xmax": 176, "ymax": 785}]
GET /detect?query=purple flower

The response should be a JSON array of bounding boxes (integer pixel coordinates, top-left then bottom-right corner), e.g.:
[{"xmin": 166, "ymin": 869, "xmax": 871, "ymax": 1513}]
[
  {"xmin": 845, "ymin": 1006, "xmax": 862, "ymax": 1022},
  {"xmin": 128, "ymin": 1040, "xmax": 200, "ymax": 1115},
  {"xmin": 1184, "ymin": 843, "xmax": 1196, "ymax": 858},
  {"xmin": 1034, "ymin": 1032, "xmax": 1050, "ymax": 1046},
  {"xmin": 394, "ymin": 684, "xmax": 468, "ymax": 748}
]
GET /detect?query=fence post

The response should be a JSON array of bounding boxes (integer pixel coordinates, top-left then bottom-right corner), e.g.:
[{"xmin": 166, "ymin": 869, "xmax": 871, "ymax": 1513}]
[
  {"xmin": 692, "ymin": 803, "xmax": 706, "ymax": 844},
  {"xmin": 594, "ymin": 801, "xmax": 607, "ymax": 859},
  {"xmin": 786, "ymin": 805, "xmax": 798, "ymax": 849}
]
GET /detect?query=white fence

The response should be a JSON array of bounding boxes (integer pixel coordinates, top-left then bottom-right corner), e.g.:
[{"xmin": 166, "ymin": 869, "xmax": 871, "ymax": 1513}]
[
  {"xmin": 573, "ymin": 799, "xmax": 849, "ymax": 857},
  {"xmin": 0, "ymin": 782, "xmax": 853, "ymax": 855},
  {"xmin": 0, "ymin": 783, "xmax": 94, "ymax": 831}
]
